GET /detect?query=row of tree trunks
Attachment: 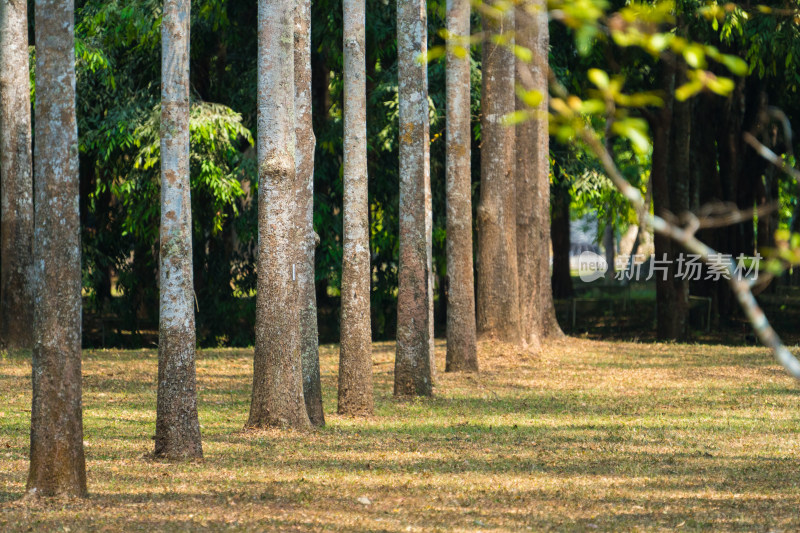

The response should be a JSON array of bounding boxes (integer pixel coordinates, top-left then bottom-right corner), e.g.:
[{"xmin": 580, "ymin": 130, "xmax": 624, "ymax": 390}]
[
  {"xmin": 0, "ymin": 0, "xmax": 34, "ymax": 350},
  {"xmin": 295, "ymin": 0, "xmax": 326, "ymax": 426},
  {"xmin": 155, "ymin": 0, "xmax": 203, "ymax": 460},
  {"xmin": 395, "ymin": 0, "xmax": 434, "ymax": 396},
  {"xmin": 339, "ymin": 0, "xmax": 374, "ymax": 413},
  {"xmin": 444, "ymin": 0, "xmax": 478, "ymax": 372},
  {"xmin": 248, "ymin": 0, "xmax": 311, "ymax": 429},
  {"xmin": 15, "ymin": 2, "xmax": 571, "ymax": 500}
]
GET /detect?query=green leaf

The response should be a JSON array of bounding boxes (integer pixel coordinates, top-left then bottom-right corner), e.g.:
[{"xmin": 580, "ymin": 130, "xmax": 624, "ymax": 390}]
[
  {"xmin": 588, "ymin": 68, "xmax": 610, "ymax": 90},
  {"xmin": 501, "ymin": 110, "xmax": 531, "ymax": 126},
  {"xmin": 721, "ymin": 54, "xmax": 748, "ymax": 76},
  {"xmin": 675, "ymin": 80, "xmax": 704, "ymax": 101},
  {"xmin": 516, "ymin": 86, "xmax": 543, "ymax": 108},
  {"xmin": 513, "ymin": 45, "xmax": 533, "ymax": 63}
]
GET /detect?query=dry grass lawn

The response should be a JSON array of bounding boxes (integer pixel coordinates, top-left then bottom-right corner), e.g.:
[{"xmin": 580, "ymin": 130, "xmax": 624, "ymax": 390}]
[{"xmin": 2, "ymin": 338, "xmax": 800, "ymax": 531}]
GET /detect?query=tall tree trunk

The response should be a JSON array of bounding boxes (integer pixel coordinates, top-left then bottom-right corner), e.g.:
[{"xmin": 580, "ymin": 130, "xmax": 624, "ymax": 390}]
[
  {"xmin": 248, "ymin": 0, "xmax": 311, "ymax": 429},
  {"xmin": 444, "ymin": 0, "xmax": 478, "ymax": 372},
  {"xmin": 603, "ymin": 213, "xmax": 614, "ymax": 283},
  {"xmin": 515, "ymin": 1, "xmax": 550, "ymax": 348},
  {"xmin": 477, "ymin": 4, "xmax": 520, "ymax": 343},
  {"xmin": 295, "ymin": 0, "xmax": 325, "ymax": 426},
  {"xmin": 550, "ymin": 182, "xmax": 573, "ymax": 299},
  {"xmin": 27, "ymin": 0, "xmax": 87, "ymax": 496},
  {"xmin": 155, "ymin": 0, "xmax": 203, "ymax": 460},
  {"xmin": 649, "ymin": 61, "xmax": 681, "ymax": 341},
  {"xmin": 395, "ymin": 0, "xmax": 433, "ymax": 396},
  {"xmin": 339, "ymin": 0, "xmax": 374, "ymax": 414},
  {"xmin": 0, "ymin": 0, "xmax": 34, "ymax": 350},
  {"xmin": 665, "ymin": 59, "xmax": 691, "ymax": 340}
]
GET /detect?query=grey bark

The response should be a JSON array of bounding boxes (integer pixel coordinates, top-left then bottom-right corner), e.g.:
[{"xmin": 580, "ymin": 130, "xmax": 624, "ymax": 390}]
[
  {"xmin": 27, "ymin": 0, "xmax": 87, "ymax": 497},
  {"xmin": 248, "ymin": 0, "xmax": 311, "ymax": 430},
  {"xmin": 0, "ymin": 0, "xmax": 34, "ymax": 350},
  {"xmin": 395, "ymin": 0, "xmax": 433, "ymax": 396},
  {"xmin": 295, "ymin": 0, "xmax": 325, "ymax": 426},
  {"xmin": 477, "ymin": 4, "xmax": 521, "ymax": 343},
  {"xmin": 339, "ymin": 0, "xmax": 374, "ymax": 414},
  {"xmin": 530, "ymin": 4, "xmax": 562, "ymax": 338},
  {"xmin": 514, "ymin": 1, "xmax": 549, "ymax": 348},
  {"xmin": 155, "ymin": 0, "xmax": 203, "ymax": 460},
  {"xmin": 444, "ymin": 0, "xmax": 478, "ymax": 372}
]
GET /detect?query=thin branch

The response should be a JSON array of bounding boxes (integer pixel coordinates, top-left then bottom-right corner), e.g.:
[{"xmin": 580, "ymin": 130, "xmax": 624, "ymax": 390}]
[
  {"xmin": 693, "ymin": 201, "xmax": 779, "ymax": 230},
  {"xmin": 744, "ymin": 132, "xmax": 800, "ymax": 182}
]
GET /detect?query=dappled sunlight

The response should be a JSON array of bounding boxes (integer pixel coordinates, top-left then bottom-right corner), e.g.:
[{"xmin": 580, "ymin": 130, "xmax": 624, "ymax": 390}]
[{"xmin": 2, "ymin": 338, "xmax": 800, "ymax": 530}]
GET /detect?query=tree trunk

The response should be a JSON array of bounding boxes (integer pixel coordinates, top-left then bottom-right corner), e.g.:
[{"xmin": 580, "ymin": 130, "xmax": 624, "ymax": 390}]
[
  {"xmin": 648, "ymin": 59, "xmax": 692, "ymax": 341},
  {"xmin": 339, "ymin": 0, "xmax": 374, "ymax": 414},
  {"xmin": 477, "ymin": 4, "xmax": 520, "ymax": 343},
  {"xmin": 248, "ymin": 0, "xmax": 311, "ymax": 430},
  {"xmin": 665, "ymin": 59, "xmax": 691, "ymax": 340},
  {"xmin": 0, "ymin": 0, "xmax": 34, "ymax": 350},
  {"xmin": 515, "ymin": 1, "xmax": 550, "ymax": 348},
  {"xmin": 295, "ymin": 0, "xmax": 325, "ymax": 426},
  {"xmin": 395, "ymin": 0, "xmax": 433, "ymax": 396},
  {"xmin": 550, "ymin": 183, "xmax": 573, "ymax": 299},
  {"xmin": 27, "ymin": 0, "xmax": 87, "ymax": 497},
  {"xmin": 603, "ymin": 212, "xmax": 614, "ymax": 283},
  {"xmin": 155, "ymin": 0, "xmax": 203, "ymax": 460},
  {"xmin": 538, "ymin": 165, "xmax": 562, "ymax": 337},
  {"xmin": 444, "ymin": 0, "xmax": 478, "ymax": 372}
]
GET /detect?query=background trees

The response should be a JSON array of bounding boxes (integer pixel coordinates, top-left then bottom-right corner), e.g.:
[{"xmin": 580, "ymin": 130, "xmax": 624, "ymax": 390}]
[
  {"xmin": 11, "ymin": 0, "xmax": 800, "ymax": 508},
  {"xmin": 27, "ymin": 0, "xmax": 87, "ymax": 497},
  {"xmin": 12, "ymin": 0, "xmax": 800, "ymax": 387}
]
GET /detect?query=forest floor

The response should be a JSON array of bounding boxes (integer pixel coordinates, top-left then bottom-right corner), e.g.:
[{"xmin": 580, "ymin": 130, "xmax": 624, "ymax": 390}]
[{"xmin": 2, "ymin": 338, "xmax": 800, "ymax": 531}]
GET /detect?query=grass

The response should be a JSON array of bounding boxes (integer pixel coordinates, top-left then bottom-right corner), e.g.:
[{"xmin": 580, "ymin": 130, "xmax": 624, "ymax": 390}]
[{"xmin": 2, "ymin": 338, "xmax": 800, "ymax": 531}]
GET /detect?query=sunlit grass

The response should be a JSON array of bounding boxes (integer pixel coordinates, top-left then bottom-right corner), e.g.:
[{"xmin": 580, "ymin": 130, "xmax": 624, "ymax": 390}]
[{"xmin": 2, "ymin": 339, "xmax": 800, "ymax": 531}]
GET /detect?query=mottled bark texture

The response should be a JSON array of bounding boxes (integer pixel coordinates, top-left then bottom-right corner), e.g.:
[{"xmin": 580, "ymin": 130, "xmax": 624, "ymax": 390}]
[
  {"xmin": 27, "ymin": 0, "xmax": 87, "ymax": 497},
  {"xmin": 248, "ymin": 0, "xmax": 311, "ymax": 430},
  {"xmin": 155, "ymin": 0, "xmax": 203, "ymax": 460},
  {"xmin": 395, "ymin": 0, "xmax": 433, "ymax": 396},
  {"xmin": 514, "ymin": 1, "xmax": 550, "ymax": 349},
  {"xmin": 339, "ymin": 0, "xmax": 374, "ymax": 414},
  {"xmin": 477, "ymin": 4, "xmax": 521, "ymax": 343},
  {"xmin": 295, "ymin": 0, "xmax": 325, "ymax": 426},
  {"xmin": 0, "ymin": 0, "xmax": 34, "ymax": 350},
  {"xmin": 444, "ymin": 0, "xmax": 478, "ymax": 372}
]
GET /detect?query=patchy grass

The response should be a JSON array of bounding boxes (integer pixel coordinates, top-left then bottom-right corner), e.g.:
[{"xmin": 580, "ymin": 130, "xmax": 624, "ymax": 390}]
[{"xmin": 2, "ymin": 339, "xmax": 800, "ymax": 531}]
